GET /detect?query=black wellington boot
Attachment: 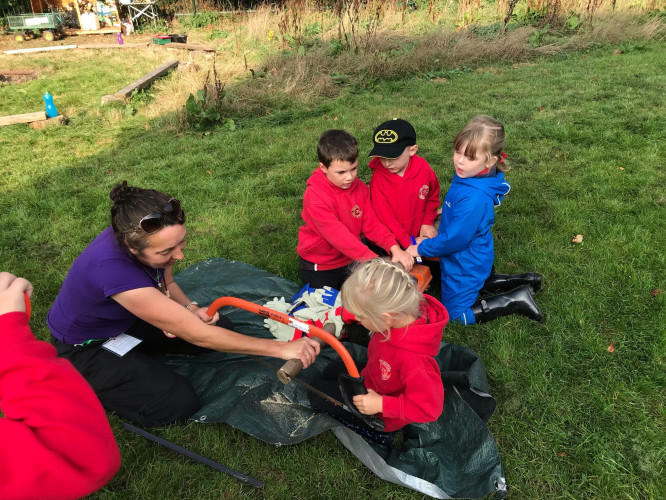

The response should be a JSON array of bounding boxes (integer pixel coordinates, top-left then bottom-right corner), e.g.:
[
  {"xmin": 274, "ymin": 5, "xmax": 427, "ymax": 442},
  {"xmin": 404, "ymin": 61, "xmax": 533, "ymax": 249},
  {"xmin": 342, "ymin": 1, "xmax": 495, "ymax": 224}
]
[
  {"xmin": 472, "ymin": 285, "xmax": 544, "ymax": 323},
  {"xmin": 480, "ymin": 272, "xmax": 543, "ymax": 294}
]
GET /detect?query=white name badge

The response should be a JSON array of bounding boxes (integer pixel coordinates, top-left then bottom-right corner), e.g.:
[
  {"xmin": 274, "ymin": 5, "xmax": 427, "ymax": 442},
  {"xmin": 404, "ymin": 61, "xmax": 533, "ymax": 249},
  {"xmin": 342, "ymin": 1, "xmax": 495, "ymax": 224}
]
[{"xmin": 102, "ymin": 333, "xmax": 142, "ymax": 356}]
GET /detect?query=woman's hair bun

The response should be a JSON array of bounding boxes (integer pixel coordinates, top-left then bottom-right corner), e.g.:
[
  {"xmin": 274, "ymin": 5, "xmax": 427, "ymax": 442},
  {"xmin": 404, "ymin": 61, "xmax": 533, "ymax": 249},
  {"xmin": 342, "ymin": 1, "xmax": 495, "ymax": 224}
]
[{"xmin": 110, "ymin": 181, "xmax": 133, "ymax": 203}]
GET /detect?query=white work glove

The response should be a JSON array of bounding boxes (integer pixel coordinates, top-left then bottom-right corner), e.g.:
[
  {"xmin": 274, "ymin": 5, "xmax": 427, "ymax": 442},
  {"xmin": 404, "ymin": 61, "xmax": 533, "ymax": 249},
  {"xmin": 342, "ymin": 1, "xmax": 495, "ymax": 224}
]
[{"xmin": 262, "ymin": 297, "xmax": 298, "ymax": 341}]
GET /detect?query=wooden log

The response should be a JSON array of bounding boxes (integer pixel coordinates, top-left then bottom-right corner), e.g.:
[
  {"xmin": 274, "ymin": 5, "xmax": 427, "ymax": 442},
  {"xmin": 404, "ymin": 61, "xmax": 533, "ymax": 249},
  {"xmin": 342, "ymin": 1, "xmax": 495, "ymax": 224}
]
[
  {"xmin": 29, "ymin": 115, "xmax": 66, "ymax": 130},
  {"xmin": 77, "ymin": 43, "xmax": 150, "ymax": 49},
  {"xmin": 112, "ymin": 59, "xmax": 180, "ymax": 98},
  {"xmin": 4, "ymin": 45, "xmax": 77, "ymax": 55},
  {"xmin": 165, "ymin": 42, "xmax": 216, "ymax": 52},
  {"xmin": 0, "ymin": 111, "xmax": 47, "ymax": 127}
]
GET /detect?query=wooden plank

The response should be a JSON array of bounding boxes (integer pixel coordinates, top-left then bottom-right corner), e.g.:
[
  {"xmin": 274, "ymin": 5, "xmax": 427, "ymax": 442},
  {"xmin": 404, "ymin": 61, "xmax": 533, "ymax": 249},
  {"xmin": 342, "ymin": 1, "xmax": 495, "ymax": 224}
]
[
  {"xmin": 4, "ymin": 45, "xmax": 77, "ymax": 55},
  {"xmin": 0, "ymin": 70, "xmax": 38, "ymax": 76},
  {"xmin": 0, "ymin": 111, "xmax": 47, "ymax": 127},
  {"xmin": 77, "ymin": 43, "xmax": 150, "ymax": 49},
  {"xmin": 165, "ymin": 42, "xmax": 216, "ymax": 52},
  {"xmin": 114, "ymin": 59, "xmax": 180, "ymax": 98},
  {"xmin": 63, "ymin": 28, "xmax": 122, "ymax": 35}
]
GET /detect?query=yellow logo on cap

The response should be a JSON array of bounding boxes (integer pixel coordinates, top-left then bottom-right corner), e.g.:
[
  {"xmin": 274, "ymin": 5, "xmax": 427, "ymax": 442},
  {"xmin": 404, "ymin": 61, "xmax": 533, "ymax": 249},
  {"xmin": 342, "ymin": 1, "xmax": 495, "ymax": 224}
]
[{"xmin": 375, "ymin": 129, "xmax": 398, "ymax": 144}]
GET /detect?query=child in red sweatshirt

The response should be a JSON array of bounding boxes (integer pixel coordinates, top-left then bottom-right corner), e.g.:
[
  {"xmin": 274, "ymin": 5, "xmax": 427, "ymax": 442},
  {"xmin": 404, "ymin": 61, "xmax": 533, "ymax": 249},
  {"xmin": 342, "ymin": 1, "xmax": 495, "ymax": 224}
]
[
  {"xmin": 308, "ymin": 259, "xmax": 448, "ymax": 437},
  {"xmin": 297, "ymin": 129, "xmax": 414, "ymax": 290},
  {"xmin": 368, "ymin": 119, "xmax": 441, "ymax": 249},
  {"xmin": 0, "ymin": 272, "xmax": 120, "ymax": 499}
]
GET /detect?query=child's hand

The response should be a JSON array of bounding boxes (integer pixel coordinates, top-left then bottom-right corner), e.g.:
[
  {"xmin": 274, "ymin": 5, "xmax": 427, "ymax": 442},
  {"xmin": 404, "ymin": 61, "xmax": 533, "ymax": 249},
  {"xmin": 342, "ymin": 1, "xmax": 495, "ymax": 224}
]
[
  {"xmin": 353, "ymin": 389, "xmax": 383, "ymax": 415},
  {"xmin": 406, "ymin": 244, "xmax": 421, "ymax": 258},
  {"xmin": 419, "ymin": 224, "xmax": 437, "ymax": 239},
  {"xmin": 0, "ymin": 272, "xmax": 33, "ymax": 316},
  {"xmin": 390, "ymin": 246, "xmax": 414, "ymax": 272}
]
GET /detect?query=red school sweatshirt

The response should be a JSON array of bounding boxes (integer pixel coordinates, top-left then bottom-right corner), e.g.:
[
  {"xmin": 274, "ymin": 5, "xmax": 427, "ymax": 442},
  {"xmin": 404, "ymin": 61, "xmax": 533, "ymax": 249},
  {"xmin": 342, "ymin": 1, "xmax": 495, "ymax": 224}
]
[
  {"xmin": 361, "ymin": 295, "xmax": 449, "ymax": 432},
  {"xmin": 369, "ymin": 155, "xmax": 441, "ymax": 249},
  {"xmin": 0, "ymin": 312, "xmax": 121, "ymax": 500},
  {"xmin": 297, "ymin": 167, "xmax": 399, "ymax": 270}
]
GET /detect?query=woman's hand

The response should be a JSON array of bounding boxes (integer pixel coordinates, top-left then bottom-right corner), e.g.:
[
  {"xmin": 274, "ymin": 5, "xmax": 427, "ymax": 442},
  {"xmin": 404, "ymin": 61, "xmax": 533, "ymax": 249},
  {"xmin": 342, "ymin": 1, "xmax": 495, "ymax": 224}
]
[
  {"xmin": 194, "ymin": 306, "xmax": 219, "ymax": 325},
  {"xmin": 353, "ymin": 389, "xmax": 383, "ymax": 415},
  {"xmin": 0, "ymin": 272, "xmax": 33, "ymax": 316},
  {"xmin": 281, "ymin": 337, "xmax": 321, "ymax": 368},
  {"xmin": 389, "ymin": 245, "xmax": 414, "ymax": 272}
]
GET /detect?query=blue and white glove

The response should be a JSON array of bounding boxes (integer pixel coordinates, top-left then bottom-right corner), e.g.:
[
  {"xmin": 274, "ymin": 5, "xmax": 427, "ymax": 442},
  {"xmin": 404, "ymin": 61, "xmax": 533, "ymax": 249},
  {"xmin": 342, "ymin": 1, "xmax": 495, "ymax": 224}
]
[
  {"xmin": 311, "ymin": 286, "xmax": 340, "ymax": 308},
  {"xmin": 290, "ymin": 283, "xmax": 317, "ymax": 313}
]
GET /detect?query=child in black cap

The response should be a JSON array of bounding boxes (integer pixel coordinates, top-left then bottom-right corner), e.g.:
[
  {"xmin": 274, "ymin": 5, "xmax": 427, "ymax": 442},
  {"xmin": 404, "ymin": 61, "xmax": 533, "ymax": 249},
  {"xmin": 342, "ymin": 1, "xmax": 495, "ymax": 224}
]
[{"xmin": 368, "ymin": 119, "xmax": 441, "ymax": 250}]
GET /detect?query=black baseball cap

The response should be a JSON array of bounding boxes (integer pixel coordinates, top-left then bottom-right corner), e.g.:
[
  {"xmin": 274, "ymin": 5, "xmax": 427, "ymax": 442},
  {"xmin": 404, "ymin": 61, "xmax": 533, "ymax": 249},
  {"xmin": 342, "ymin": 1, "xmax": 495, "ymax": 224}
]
[{"xmin": 368, "ymin": 118, "xmax": 417, "ymax": 159}]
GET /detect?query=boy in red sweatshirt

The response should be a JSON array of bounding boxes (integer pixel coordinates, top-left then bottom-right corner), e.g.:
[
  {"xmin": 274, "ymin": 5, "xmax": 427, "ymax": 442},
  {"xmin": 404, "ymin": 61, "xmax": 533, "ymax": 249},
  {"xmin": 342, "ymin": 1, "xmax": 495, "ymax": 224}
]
[
  {"xmin": 297, "ymin": 129, "xmax": 414, "ymax": 290},
  {"xmin": 368, "ymin": 119, "xmax": 441, "ymax": 249},
  {"xmin": 0, "ymin": 272, "xmax": 120, "ymax": 499}
]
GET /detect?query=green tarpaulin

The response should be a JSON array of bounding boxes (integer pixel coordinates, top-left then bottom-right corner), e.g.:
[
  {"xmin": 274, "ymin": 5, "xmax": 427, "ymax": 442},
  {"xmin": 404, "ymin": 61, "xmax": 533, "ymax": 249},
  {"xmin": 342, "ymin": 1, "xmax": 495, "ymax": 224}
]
[{"xmin": 165, "ymin": 259, "xmax": 505, "ymax": 499}]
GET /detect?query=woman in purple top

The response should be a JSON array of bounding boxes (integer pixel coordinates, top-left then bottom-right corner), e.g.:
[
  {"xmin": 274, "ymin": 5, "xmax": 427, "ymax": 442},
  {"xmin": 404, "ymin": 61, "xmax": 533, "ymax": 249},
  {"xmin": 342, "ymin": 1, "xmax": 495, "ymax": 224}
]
[{"xmin": 48, "ymin": 181, "xmax": 320, "ymax": 427}]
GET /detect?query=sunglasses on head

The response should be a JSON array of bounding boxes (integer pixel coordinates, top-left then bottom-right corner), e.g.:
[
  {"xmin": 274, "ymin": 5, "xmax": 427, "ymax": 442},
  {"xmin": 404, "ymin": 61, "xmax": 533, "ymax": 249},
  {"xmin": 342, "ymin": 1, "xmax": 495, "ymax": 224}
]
[{"xmin": 138, "ymin": 198, "xmax": 184, "ymax": 234}]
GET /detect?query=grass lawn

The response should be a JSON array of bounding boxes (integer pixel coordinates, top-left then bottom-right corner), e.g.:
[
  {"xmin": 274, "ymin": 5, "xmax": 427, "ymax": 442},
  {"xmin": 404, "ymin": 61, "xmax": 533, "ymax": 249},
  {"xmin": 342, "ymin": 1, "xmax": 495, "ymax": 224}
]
[{"xmin": 1, "ymin": 33, "xmax": 665, "ymax": 499}]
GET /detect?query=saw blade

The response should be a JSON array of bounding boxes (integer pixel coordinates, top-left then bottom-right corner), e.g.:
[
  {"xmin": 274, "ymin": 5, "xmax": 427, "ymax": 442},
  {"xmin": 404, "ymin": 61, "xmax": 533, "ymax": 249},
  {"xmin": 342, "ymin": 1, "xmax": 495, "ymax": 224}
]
[{"xmin": 250, "ymin": 355, "xmax": 350, "ymax": 411}]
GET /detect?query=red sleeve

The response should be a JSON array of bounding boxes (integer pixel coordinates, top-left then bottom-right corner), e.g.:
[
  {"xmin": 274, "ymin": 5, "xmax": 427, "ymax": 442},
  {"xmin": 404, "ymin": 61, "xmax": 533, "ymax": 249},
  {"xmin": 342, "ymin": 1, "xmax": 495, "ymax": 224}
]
[
  {"xmin": 381, "ymin": 366, "xmax": 444, "ymax": 425},
  {"xmin": 370, "ymin": 176, "xmax": 412, "ymax": 249},
  {"xmin": 0, "ymin": 312, "xmax": 121, "ymax": 499},
  {"xmin": 358, "ymin": 190, "xmax": 399, "ymax": 254},
  {"xmin": 421, "ymin": 166, "xmax": 441, "ymax": 227},
  {"xmin": 304, "ymin": 191, "xmax": 377, "ymax": 262}
]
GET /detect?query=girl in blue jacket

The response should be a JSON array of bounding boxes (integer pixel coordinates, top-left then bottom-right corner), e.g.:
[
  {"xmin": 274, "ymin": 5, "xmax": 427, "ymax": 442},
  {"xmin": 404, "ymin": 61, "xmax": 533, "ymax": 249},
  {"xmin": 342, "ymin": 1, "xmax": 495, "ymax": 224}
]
[{"xmin": 407, "ymin": 115, "xmax": 543, "ymax": 325}]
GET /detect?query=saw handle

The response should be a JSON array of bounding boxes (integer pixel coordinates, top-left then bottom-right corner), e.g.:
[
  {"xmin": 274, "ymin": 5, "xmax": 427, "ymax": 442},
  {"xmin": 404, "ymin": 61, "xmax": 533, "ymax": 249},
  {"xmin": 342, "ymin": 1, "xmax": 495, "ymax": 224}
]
[
  {"xmin": 338, "ymin": 373, "xmax": 386, "ymax": 431},
  {"xmin": 277, "ymin": 325, "xmax": 332, "ymax": 384}
]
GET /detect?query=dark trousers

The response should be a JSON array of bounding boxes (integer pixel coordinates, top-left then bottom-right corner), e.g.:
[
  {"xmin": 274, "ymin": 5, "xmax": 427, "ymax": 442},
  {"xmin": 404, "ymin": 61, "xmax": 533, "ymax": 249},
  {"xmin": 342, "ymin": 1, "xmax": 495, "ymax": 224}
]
[
  {"xmin": 52, "ymin": 316, "xmax": 234, "ymax": 427},
  {"xmin": 299, "ymin": 256, "xmax": 353, "ymax": 290}
]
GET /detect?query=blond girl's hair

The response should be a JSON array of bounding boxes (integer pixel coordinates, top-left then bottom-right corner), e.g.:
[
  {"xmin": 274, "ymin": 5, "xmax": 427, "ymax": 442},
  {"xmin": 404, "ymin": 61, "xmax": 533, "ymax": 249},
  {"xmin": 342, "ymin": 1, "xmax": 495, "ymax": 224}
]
[
  {"xmin": 341, "ymin": 258, "xmax": 422, "ymax": 337},
  {"xmin": 453, "ymin": 115, "xmax": 508, "ymax": 172}
]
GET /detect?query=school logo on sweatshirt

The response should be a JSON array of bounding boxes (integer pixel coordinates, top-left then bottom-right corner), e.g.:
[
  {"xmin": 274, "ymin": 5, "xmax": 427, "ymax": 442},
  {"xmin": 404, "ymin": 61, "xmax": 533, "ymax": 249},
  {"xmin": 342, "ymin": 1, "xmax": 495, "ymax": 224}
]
[
  {"xmin": 418, "ymin": 185, "xmax": 429, "ymax": 200},
  {"xmin": 350, "ymin": 205, "xmax": 362, "ymax": 218},
  {"xmin": 379, "ymin": 359, "xmax": 391, "ymax": 380}
]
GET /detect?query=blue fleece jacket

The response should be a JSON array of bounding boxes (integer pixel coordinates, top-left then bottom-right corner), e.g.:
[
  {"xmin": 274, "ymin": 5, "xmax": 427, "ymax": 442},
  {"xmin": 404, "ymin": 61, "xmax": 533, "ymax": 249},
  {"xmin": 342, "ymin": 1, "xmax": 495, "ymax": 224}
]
[{"xmin": 417, "ymin": 171, "xmax": 511, "ymax": 321}]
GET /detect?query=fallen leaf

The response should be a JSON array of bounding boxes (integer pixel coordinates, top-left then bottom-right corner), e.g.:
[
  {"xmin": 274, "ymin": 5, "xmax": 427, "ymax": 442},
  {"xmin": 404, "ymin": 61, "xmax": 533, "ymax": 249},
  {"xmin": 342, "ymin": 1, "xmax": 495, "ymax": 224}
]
[
  {"xmin": 557, "ymin": 452, "xmax": 568, "ymax": 457},
  {"xmin": 206, "ymin": 170, "xmax": 212, "ymax": 174},
  {"xmin": 572, "ymin": 234, "xmax": 584, "ymax": 244},
  {"xmin": 334, "ymin": 116, "xmax": 338, "ymax": 121},
  {"xmin": 619, "ymin": 167, "xmax": 625, "ymax": 171},
  {"xmin": 600, "ymin": 318, "xmax": 606, "ymax": 324},
  {"xmin": 651, "ymin": 289, "xmax": 660, "ymax": 297},
  {"xmin": 540, "ymin": 106, "xmax": 545, "ymax": 111},
  {"xmin": 613, "ymin": 49, "xmax": 622, "ymax": 55},
  {"xmin": 607, "ymin": 342, "xmax": 615, "ymax": 352}
]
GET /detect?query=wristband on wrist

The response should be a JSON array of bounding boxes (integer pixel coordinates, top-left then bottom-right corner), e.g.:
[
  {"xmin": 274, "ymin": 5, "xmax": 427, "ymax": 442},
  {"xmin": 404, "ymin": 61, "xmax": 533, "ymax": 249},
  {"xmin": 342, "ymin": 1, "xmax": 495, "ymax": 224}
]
[{"xmin": 185, "ymin": 301, "xmax": 199, "ymax": 310}]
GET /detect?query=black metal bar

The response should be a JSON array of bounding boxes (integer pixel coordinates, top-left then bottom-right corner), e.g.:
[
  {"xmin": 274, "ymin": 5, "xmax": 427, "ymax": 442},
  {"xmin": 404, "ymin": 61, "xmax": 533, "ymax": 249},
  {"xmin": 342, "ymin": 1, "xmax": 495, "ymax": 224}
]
[{"xmin": 122, "ymin": 422, "xmax": 264, "ymax": 488}]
